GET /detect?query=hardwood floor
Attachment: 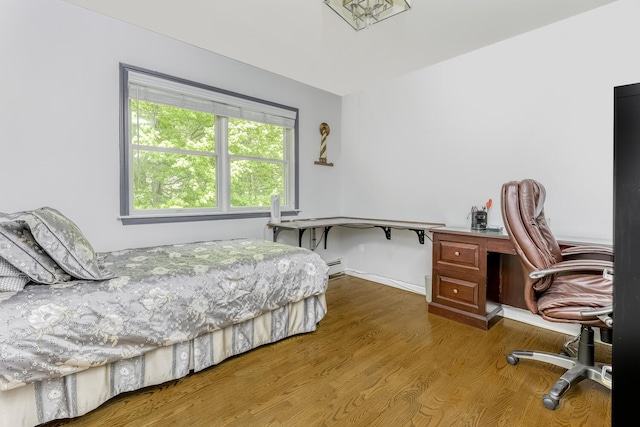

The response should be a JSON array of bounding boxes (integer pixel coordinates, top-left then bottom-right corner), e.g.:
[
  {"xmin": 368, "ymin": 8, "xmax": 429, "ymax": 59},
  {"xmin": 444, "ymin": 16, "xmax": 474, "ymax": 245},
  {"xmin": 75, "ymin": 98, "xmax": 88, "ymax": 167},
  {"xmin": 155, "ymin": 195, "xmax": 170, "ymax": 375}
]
[{"xmin": 45, "ymin": 275, "xmax": 611, "ymax": 427}]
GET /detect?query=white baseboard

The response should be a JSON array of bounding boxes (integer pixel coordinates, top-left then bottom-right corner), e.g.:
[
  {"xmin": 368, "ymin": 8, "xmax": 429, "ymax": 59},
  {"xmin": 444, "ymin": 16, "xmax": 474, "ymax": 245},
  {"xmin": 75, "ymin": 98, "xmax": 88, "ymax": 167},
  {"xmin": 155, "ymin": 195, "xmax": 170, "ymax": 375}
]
[
  {"xmin": 345, "ymin": 269, "xmax": 426, "ymax": 295},
  {"xmin": 501, "ymin": 305, "xmax": 580, "ymax": 336},
  {"xmin": 343, "ymin": 270, "xmax": 607, "ymax": 342}
]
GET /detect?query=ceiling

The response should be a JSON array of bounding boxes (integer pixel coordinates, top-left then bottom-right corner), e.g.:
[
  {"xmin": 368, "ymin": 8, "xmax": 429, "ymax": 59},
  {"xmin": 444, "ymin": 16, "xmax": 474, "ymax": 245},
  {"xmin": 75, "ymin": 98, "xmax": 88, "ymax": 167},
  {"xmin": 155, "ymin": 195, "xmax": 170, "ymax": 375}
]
[{"xmin": 62, "ymin": 0, "xmax": 615, "ymax": 96}]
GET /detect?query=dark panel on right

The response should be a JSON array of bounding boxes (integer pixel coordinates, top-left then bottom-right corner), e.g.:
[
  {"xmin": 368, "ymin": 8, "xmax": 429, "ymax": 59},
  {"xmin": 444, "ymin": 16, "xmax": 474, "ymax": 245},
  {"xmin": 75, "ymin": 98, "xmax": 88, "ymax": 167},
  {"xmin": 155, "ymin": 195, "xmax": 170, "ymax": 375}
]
[{"xmin": 613, "ymin": 82, "xmax": 640, "ymax": 425}]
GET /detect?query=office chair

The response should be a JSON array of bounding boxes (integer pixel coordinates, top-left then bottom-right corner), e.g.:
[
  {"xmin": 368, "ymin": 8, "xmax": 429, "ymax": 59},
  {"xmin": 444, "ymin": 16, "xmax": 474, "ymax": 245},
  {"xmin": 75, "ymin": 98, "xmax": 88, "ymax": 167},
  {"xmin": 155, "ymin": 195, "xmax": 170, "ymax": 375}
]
[{"xmin": 501, "ymin": 179, "xmax": 613, "ymax": 410}]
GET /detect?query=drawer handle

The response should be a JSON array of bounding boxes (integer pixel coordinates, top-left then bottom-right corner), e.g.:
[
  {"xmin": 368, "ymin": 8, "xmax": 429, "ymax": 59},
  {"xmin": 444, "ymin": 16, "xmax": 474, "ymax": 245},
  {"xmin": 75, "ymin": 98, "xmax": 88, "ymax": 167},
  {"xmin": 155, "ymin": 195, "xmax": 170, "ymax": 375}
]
[
  {"xmin": 454, "ymin": 251, "xmax": 460, "ymax": 256},
  {"xmin": 453, "ymin": 288, "xmax": 458, "ymax": 294}
]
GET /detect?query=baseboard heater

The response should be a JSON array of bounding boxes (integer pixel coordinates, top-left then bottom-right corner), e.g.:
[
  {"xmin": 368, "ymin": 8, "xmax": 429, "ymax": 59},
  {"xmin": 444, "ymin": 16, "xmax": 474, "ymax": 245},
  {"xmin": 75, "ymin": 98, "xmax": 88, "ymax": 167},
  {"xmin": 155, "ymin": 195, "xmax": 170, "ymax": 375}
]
[{"xmin": 327, "ymin": 259, "xmax": 344, "ymax": 277}]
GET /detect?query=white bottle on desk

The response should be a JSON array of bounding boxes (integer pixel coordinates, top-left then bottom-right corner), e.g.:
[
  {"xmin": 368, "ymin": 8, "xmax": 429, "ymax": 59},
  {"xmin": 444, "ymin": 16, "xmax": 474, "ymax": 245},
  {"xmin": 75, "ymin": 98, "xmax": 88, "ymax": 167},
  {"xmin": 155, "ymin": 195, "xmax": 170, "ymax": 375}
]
[{"xmin": 270, "ymin": 195, "xmax": 281, "ymax": 224}]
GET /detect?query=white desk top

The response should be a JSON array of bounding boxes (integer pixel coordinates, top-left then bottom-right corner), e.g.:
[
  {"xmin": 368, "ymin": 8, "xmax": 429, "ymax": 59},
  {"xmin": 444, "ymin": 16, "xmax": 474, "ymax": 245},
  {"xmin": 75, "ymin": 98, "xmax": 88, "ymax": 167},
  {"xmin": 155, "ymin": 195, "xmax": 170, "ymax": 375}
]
[{"xmin": 268, "ymin": 216, "xmax": 445, "ymax": 231}]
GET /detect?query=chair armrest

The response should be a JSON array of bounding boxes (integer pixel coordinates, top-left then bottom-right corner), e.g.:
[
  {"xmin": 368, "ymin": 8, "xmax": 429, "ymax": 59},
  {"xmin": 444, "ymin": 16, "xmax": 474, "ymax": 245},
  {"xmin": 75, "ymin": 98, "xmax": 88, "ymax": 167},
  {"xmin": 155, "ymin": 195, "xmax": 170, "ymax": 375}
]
[
  {"xmin": 561, "ymin": 245, "xmax": 614, "ymax": 257},
  {"xmin": 581, "ymin": 306, "xmax": 614, "ymax": 327},
  {"xmin": 529, "ymin": 259, "xmax": 614, "ymax": 279}
]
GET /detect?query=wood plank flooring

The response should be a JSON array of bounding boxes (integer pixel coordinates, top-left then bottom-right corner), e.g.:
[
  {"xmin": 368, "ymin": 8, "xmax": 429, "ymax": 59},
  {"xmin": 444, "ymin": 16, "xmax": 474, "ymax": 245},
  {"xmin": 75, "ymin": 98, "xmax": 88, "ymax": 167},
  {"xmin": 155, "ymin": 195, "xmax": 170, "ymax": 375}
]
[{"xmin": 44, "ymin": 275, "xmax": 611, "ymax": 427}]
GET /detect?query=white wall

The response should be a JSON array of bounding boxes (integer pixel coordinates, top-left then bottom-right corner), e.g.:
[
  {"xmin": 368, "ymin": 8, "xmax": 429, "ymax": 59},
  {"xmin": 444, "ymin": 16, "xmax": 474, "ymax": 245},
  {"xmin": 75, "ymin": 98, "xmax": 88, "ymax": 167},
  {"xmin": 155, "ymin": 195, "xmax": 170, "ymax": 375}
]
[
  {"xmin": 1, "ymin": 0, "xmax": 635, "ymax": 306},
  {"xmin": 338, "ymin": 0, "xmax": 639, "ymax": 292},
  {"xmin": 0, "ymin": 0, "xmax": 343, "ymax": 252}
]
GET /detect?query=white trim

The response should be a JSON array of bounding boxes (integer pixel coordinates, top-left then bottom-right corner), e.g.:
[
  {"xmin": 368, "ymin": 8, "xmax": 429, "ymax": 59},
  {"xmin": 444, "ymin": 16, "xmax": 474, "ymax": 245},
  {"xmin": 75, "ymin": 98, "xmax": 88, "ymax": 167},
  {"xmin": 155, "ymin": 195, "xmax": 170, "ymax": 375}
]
[
  {"xmin": 345, "ymin": 269, "xmax": 425, "ymax": 294},
  {"xmin": 501, "ymin": 305, "xmax": 580, "ymax": 336},
  {"xmin": 344, "ymin": 271, "xmax": 609, "ymax": 343}
]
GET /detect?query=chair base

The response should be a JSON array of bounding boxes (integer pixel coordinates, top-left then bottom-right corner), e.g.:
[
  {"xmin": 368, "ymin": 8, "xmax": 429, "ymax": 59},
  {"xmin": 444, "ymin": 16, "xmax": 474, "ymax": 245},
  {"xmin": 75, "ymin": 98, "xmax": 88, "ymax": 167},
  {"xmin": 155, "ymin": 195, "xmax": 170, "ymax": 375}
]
[{"xmin": 506, "ymin": 325, "xmax": 612, "ymax": 410}]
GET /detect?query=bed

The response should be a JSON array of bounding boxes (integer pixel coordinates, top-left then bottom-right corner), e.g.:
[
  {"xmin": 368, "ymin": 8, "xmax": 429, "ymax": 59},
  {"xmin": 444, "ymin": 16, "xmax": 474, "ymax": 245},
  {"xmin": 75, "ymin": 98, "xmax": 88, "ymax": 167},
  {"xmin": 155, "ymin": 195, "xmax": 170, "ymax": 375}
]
[{"xmin": 0, "ymin": 207, "xmax": 329, "ymax": 426}]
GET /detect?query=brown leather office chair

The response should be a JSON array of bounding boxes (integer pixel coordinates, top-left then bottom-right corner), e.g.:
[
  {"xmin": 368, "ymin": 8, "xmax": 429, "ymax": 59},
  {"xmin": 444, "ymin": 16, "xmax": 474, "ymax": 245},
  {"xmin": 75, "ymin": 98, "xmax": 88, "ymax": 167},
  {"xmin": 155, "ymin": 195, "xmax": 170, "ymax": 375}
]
[{"xmin": 501, "ymin": 179, "xmax": 613, "ymax": 410}]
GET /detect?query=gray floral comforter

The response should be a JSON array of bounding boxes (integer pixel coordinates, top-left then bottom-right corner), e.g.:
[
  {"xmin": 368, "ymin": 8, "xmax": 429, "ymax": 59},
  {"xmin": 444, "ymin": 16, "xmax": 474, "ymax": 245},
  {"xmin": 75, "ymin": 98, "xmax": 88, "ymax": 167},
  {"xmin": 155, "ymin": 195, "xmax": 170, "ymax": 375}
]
[{"xmin": 0, "ymin": 238, "xmax": 328, "ymax": 391}]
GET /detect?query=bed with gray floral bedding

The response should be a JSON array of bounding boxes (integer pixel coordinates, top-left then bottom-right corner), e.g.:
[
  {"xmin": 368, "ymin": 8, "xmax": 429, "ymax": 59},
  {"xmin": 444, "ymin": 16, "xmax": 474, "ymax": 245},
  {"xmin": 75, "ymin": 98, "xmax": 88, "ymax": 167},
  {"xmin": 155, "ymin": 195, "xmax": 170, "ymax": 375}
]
[{"xmin": 0, "ymin": 208, "xmax": 329, "ymax": 426}]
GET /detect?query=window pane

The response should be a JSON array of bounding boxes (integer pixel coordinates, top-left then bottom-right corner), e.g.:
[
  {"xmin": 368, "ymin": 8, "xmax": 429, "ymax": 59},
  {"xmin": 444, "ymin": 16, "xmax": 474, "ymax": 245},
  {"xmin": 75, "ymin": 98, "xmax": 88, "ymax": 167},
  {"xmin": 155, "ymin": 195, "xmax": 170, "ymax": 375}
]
[
  {"xmin": 228, "ymin": 118, "xmax": 284, "ymax": 160},
  {"xmin": 131, "ymin": 100, "xmax": 215, "ymax": 152},
  {"xmin": 230, "ymin": 159, "xmax": 284, "ymax": 207},
  {"xmin": 133, "ymin": 149, "xmax": 217, "ymax": 210}
]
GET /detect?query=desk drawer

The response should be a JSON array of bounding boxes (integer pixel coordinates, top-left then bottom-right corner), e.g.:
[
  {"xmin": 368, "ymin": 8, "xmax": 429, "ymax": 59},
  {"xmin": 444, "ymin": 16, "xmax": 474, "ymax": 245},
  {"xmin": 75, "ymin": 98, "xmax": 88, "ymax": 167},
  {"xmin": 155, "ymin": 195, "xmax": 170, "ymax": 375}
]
[
  {"xmin": 433, "ymin": 270, "xmax": 486, "ymax": 315},
  {"xmin": 434, "ymin": 234, "xmax": 487, "ymax": 275}
]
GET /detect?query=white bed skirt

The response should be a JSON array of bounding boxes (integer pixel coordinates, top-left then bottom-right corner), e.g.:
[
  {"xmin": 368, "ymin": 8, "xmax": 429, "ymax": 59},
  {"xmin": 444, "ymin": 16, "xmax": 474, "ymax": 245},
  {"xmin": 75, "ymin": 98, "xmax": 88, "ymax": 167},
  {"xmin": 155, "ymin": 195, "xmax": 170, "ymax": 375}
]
[{"xmin": 0, "ymin": 294, "xmax": 327, "ymax": 427}]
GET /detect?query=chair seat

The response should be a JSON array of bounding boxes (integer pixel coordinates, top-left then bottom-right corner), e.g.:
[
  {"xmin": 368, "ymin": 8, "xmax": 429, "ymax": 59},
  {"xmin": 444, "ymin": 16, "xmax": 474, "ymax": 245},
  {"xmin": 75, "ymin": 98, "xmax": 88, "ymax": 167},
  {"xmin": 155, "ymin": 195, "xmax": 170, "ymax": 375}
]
[{"xmin": 537, "ymin": 274, "xmax": 612, "ymax": 325}]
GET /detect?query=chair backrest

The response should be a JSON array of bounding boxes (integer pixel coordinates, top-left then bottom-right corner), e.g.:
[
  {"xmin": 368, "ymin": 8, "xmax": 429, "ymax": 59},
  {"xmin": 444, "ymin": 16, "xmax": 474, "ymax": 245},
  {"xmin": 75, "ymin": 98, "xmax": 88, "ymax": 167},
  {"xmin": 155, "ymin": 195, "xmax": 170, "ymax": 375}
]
[{"xmin": 501, "ymin": 179, "xmax": 563, "ymax": 313}]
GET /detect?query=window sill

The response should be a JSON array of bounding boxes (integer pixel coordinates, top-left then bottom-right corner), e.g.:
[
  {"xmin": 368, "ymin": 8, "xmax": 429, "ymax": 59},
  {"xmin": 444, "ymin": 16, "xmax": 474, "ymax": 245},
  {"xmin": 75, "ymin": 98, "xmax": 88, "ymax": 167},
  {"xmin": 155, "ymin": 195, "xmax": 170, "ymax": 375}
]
[{"xmin": 119, "ymin": 210, "xmax": 299, "ymax": 225}]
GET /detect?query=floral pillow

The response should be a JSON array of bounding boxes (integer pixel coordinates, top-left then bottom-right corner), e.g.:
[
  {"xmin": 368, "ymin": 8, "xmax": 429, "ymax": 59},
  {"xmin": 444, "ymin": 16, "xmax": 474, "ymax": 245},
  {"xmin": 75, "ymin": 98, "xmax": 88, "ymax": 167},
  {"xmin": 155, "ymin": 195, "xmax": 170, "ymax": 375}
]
[
  {"xmin": 21, "ymin": 207, "xmax": 114, "ymax": 281},
  {"xmin": 0, "ymin": 257, "xmax": 30, "ymax": 292},
  {"xmin": 0, "ymin": 217, "xmax": 71, "ymax": 284}
]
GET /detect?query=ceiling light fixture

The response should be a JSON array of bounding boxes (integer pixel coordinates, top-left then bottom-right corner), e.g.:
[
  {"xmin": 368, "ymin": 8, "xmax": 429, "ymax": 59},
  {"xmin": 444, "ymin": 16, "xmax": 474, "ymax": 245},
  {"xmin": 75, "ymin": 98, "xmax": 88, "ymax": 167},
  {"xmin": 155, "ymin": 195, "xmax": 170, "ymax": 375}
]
[{"xmin": 324, "ymin": 0, "xmax": 411, "ymax": 31}]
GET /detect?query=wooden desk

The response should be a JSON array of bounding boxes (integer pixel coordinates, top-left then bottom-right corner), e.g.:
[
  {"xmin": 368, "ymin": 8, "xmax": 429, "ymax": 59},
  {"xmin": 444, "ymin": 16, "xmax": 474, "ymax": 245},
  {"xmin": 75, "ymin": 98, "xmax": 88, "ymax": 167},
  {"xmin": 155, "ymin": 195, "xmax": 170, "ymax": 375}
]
[
  {"xmin": 428, "ymin": 227, "xmax": 612, "ymax": 330},
  {"xmin": 429, "ymin": 227, "xmax": 524, "ymax": 330},
  {"xmin": 269, "ymin": 217, "xmax": 445, "ymax": 248}
]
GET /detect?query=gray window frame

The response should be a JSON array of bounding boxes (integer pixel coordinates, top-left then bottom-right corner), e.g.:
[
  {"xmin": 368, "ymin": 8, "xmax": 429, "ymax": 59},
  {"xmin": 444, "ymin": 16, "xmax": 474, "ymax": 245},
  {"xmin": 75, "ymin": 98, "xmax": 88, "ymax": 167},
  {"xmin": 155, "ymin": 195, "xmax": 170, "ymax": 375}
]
[{"xmin": 119, "ymin": 63, "xmax": 299, "ymax": 225}]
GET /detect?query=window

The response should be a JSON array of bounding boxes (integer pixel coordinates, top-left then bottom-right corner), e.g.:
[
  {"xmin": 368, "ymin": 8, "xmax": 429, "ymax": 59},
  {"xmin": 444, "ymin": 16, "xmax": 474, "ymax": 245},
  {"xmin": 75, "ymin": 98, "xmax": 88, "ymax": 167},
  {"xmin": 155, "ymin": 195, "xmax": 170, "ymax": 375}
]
[{"xmin": 119, "ymin": 64, "xmax": 298, "ymax": 224}]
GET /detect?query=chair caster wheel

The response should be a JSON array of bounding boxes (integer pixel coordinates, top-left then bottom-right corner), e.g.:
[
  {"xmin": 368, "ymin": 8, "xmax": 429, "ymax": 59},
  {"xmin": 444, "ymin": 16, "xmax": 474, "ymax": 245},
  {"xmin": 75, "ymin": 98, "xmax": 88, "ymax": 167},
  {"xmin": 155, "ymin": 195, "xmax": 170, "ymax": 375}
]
[
  {"xmin": 542, "ymin": 394, "xmax": 559, "ymax": 410},
  {"xmin": 506, "ymin": 354, "xmax": 519, "ymax": 365}
]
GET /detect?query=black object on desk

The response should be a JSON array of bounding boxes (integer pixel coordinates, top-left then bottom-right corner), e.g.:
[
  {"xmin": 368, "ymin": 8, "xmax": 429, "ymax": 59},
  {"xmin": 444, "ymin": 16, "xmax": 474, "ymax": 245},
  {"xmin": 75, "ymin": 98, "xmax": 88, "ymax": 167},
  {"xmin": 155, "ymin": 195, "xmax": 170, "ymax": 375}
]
[{"xmin": 471, "ymin": 210, "xmax": 487, "ymax": 230}]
